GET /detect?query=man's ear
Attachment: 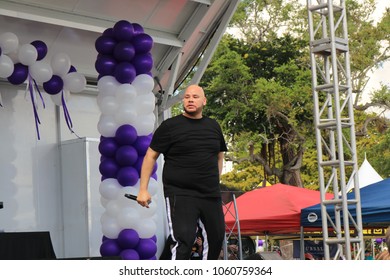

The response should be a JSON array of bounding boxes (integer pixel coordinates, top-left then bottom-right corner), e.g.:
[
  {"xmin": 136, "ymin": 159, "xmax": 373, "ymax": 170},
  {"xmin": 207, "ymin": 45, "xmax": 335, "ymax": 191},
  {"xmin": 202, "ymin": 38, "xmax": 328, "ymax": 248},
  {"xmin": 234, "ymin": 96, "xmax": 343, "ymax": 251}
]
[{"xmin": 203, "ymin": 97, "xmax": 207, "ymax": 106}]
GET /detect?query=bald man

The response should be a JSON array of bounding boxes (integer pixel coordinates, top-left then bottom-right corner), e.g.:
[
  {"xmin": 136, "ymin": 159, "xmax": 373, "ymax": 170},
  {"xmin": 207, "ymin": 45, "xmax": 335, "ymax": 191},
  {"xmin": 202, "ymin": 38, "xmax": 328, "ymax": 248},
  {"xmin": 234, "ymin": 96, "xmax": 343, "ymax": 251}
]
[{"xmin": 137, "ymin": 84, "xmax": 227, "ymax": 260}]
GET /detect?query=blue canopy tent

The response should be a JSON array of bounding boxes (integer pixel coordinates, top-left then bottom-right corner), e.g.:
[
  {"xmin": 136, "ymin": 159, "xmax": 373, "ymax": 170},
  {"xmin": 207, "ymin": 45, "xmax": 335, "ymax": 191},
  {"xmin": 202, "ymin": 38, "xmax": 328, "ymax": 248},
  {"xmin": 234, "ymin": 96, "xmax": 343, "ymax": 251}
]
[{"xmin": 301, "ymin": 178, "xmax": 390, "ymax": 228}]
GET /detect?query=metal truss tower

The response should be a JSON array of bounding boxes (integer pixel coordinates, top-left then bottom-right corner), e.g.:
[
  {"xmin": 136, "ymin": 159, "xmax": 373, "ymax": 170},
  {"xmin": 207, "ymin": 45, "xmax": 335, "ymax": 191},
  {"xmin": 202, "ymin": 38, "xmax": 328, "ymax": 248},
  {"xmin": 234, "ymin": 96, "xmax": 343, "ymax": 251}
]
[{"xmin": 307, "ymin": 0, "xmax": 365, "ymax": 260}]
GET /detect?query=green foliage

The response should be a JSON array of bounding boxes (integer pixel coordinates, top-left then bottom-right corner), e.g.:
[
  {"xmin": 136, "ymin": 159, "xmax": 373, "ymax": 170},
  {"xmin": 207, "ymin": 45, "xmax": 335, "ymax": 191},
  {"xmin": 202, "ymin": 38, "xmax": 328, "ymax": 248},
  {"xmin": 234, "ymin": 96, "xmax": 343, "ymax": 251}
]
[
  {"xmin": 221, "ymin": 164, "xmax": 267, "ymax": 192},
  {"xmin": 370, "ymin": 131, "xmax": 390, "ymax": 178},
  {"xmin": 202, "ymin": 0, "xmax": 390, "ymax": 192},
  {"xmin": 230, "ymin": 0, "xmax": 301, "ymax": 43}
]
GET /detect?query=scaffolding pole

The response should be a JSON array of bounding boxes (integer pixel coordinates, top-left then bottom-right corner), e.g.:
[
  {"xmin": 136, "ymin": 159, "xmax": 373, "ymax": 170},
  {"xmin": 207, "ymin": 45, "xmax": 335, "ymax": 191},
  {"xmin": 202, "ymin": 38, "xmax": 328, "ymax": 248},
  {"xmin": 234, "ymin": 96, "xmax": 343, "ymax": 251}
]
[{"xmin": 307, "ymin": 0, "xmax": 365, "ymax": 260}]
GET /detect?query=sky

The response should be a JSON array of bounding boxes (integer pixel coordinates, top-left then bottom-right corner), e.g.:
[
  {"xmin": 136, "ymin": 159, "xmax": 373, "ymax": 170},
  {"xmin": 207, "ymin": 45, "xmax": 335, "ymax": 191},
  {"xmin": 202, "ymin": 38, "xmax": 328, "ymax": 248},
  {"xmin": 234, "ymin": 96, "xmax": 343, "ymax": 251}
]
[
  {"xmin": 307, "ymin": 1, "xmax": 389, "ymax": 98},
  {"xmin": 354, "ymin": 1, "xmax": 389, "ymax": 120},
  {"xmin": 365, "ymin": 1, "xmax": 389, "ymax": 93}
]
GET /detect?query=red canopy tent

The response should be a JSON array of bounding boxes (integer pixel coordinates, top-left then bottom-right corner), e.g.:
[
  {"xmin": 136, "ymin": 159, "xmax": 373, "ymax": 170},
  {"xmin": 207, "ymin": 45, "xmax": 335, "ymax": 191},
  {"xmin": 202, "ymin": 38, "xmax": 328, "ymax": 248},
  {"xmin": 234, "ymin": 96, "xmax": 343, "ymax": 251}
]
[{"xmin": 224, "ymin": 183, "xmax": 333, "ymax": 235}]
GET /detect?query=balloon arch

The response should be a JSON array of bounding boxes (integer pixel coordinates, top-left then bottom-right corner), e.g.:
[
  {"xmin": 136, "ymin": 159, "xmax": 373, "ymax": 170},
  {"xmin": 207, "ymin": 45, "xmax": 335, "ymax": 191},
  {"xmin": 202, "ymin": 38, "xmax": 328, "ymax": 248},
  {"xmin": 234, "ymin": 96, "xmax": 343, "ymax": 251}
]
[
  {"xmin": 0, "ymin": 32, "xmax": 86, "ymax": 139},
  {"xmin": 95, "ymin": 20, "xmax": 159, "ymax": 260}
]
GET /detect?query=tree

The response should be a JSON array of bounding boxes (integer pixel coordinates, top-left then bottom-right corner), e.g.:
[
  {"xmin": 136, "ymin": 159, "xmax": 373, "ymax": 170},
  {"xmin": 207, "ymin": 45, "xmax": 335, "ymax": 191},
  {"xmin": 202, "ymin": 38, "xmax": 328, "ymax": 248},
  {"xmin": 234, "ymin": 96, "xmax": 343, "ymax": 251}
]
[
  {"xmin": 202, "ymin": 33, "xmax": 313, "ymax": 187},
  {"xmin": 201, "ymin": 0, "xmax": 390, "ymax": 190}
]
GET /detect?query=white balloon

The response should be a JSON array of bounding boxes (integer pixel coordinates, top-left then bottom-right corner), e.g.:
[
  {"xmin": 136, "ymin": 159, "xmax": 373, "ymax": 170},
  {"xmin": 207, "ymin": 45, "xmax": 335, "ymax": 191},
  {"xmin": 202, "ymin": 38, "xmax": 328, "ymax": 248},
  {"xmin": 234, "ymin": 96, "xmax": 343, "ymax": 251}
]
[
  {"xmin": 18, "ymin": 43, "xmax": 38, "ymax": 66},
  {"xmin": 132, "ymin": 113, "xmax": 155, "ymax": 136},
  {"xmin": 0, "ymin": 54, "xmax": 14, "ymax": 78},
  {"xmin": 115, "ymin": 83, "xmax": 137, "ymax": 104},
  {"xmin": 50, "ymin": 90, "xmax": 70, "ymax": 106},
  {"xmin": 148, "ymin": 178, "xmax": 160, "ymax": 196},
  {"xmin": 101, "ymin": 217, "xmax": 121, "ymax": 239},
  {"xmin": 51, "ymin": 52, "xmax": 71, "ymax": 76},
  {"xmin": 100, "ymin": 211, "xmax": 111, "ymax": 224},
  {"xmin": 7, "ymin": 50, "xmax": 19, "ymax": 63},
  {"xmin": 116, "ymin": 207, "xmax": 139, "ymax": 229},
  {"xmin": 63, "ymin": 72, "xmax": 86, "ymax": 93},
  {"xmin": 114, "ymin": 104, "xmax": 138, "ymax": 126},
  {"xmin": 99, "ymin": 178, "xmax": 122, "ymax": 200},
  {"xmin": 0, "ymin": 32, "xmax": 19, "ymax": 54},
  {"xmin": 118, "ymin": 186, "xmax": 139, "ymax": 206},
  {"xmin": 97, "ymin": 75, "xmax": 119, "ymax": 96},
  {"xmin": 29, "ymin": 61, "xmax": 53, "ymax": 83},
  {"xmin": 134, "ymin": 218, "xmax": 156, "ymax": 238},
  {"xmin": 137, "ymin": 197, "xmax": 157, "ymax": 218},
  {"xmin": 151, "ymin": 213, "xmax": 158, "ymax": 223},
  {"xmin": 97, "ymin": 114, "xmax": 118, "ymax": 137},
  {"xmin": 100, "ymin": 196, "xmax": 109, "ymax": 208},
  {"xmin": 105, "ymin": 200, "xmax": 121, "ymax": 217},
  {"xmin": 132, "ymin": 74, "xmax": 154, "ymax": 95},
  {"xmin": 136, "ymin": 91, "xmax": 155, "ymax": 115},
  {"xmin": 98, "ymin": 95, "xmax": 119, "ymax": 115}
]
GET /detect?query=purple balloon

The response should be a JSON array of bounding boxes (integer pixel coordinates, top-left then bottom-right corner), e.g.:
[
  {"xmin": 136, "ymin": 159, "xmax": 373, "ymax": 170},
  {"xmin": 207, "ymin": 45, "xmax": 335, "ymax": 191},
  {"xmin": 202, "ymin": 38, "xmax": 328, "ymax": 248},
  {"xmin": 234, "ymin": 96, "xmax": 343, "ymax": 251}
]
[
  {"xmin": 95, "ymin": 55, "xmax": 117, "ymax": 76},
  {"xmin": 120, "ymin": 249, "xmax": 140, "ymax": 260},
  {"xmin": 115, "ymin": 124, "xmax": 138, "ymax": 145},
  {"xmin": 100, "ymin": 239, "xmax": 121, "ymax": 256},
  {"xmin": 103, "ymin": 27, "xmax": 114, "ymax": 37},
  {"xmin": 99, "ymin": 158, "xmax": 119, "ymax": 178},
  {"xmin": 116, "ymin": 145, "xmax": 138, "ymax": 166},
  {"xmin": 30, "ymin": 40, "xmax": 48, "ymax": 61},
  {"xmin": 117, "ymin": 229, "xmax": 140, "ymax": 249},
  {"xmin": 8, "ymin": 63, "xmax": 28, "ymax": 85},
  {"xmin": 132, "ymin": 23, "xmax": 145, "ymax": 35},
  {"xmin": 117, "ymin": 166, "xmax": 139, "ymax": 186},
  {"xmin": 132, "ymin": 33, "xmax": 153, "ymax": 54},
  {"xmin": 95, "ymin": 35, "xmax": 117, "ymax": 55},
  {"xmin": 133, "ymin": 135, "xmax": 152, "ymax": 156},
  {"xmin": 68, "ymin": 65, "xmax": 77, "ymax": 73},
  {"xmin": 114, "ymin": 62, "xmax": 136, "ymax": 84},
  {"xmin": 43, "ymin": 75, "xmax": 63, "ymax": 95},
  {"xmin": 113, "ymin": 41, "xmax": 136, "ymax": 62},
  {"xmin": 132, "ymin": 53, "xmax": 153, "ymax": 75},
  {"xmin": 136, "ymin": 238, "xmax": 157, "ymax": 259},
  {"xmin": 99, "ymin": 137, "xmax": 119, "ymax": 157},
  {"xmin": 113, "ymin": 20, "xmax": 135, "ymax": 42}
]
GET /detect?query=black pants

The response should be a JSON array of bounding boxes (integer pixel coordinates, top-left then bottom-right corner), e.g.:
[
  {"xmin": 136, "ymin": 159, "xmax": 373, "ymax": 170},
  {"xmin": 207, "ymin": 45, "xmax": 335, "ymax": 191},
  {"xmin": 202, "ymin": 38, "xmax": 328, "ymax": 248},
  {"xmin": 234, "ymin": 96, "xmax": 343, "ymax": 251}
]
[{"xmin": 164, "ymin": 195, "xmax": 225, "ymax": 260}]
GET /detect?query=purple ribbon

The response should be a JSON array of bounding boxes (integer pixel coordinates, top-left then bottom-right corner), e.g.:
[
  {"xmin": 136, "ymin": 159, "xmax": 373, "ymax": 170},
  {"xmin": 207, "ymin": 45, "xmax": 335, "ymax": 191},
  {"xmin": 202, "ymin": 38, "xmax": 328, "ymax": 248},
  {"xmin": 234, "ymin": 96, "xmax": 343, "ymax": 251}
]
[
  {"xmin": 61, "ymin": 91, "xmax": 73, "ymax": 130},
  {"xmin": 28, "ymin": 74, "xmax": 42, "ymax": 140},
  {"xmin": 33, "ymin": 78, "xmax": 46, "ymax": 109},
  {"xmin": 61, "ymin": 90, "xmax": 81, "ymax": 138}
]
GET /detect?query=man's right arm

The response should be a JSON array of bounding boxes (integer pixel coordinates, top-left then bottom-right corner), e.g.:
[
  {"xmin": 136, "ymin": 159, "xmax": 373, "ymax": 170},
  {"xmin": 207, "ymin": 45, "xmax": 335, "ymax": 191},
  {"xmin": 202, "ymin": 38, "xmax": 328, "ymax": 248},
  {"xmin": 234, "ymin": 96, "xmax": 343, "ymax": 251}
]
[{"xmin": 137, "ymin": 147, "xmax": 160, "ymax": 207}]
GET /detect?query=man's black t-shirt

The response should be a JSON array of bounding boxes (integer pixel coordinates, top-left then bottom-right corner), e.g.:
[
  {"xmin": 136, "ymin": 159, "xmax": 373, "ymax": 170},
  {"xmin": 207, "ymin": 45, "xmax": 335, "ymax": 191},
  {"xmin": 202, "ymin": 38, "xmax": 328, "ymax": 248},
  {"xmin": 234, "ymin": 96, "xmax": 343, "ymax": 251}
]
[{"xmin": 150, "ymin": 114, "xmax": 227, "ymax": 198}]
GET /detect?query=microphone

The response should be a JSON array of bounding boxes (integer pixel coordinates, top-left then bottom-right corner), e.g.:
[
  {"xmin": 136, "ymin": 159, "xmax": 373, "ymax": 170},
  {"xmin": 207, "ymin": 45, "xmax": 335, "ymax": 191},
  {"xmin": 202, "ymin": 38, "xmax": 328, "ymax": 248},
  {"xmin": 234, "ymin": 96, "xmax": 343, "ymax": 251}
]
[{"xmin": 124, "ymin": 194, "xmax": 152, "ymax": 204}]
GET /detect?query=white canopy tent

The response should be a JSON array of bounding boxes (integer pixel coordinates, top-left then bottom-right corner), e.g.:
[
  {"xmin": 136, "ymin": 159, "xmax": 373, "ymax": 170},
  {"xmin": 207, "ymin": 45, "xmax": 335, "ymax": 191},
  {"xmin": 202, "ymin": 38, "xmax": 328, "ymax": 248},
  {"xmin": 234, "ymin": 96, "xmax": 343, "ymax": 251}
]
[{"xmin": 346, "ymin": 157, "xmax": 383, "ymax": 193}]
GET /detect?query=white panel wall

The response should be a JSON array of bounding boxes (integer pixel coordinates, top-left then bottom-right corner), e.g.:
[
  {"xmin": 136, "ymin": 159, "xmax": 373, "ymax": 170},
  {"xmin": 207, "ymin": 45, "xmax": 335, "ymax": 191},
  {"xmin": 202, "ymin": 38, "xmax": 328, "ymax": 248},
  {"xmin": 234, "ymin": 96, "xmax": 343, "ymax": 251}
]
[{"xmin": 60, "ymin": 138, "xmax": 101, "ymax": 258}]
